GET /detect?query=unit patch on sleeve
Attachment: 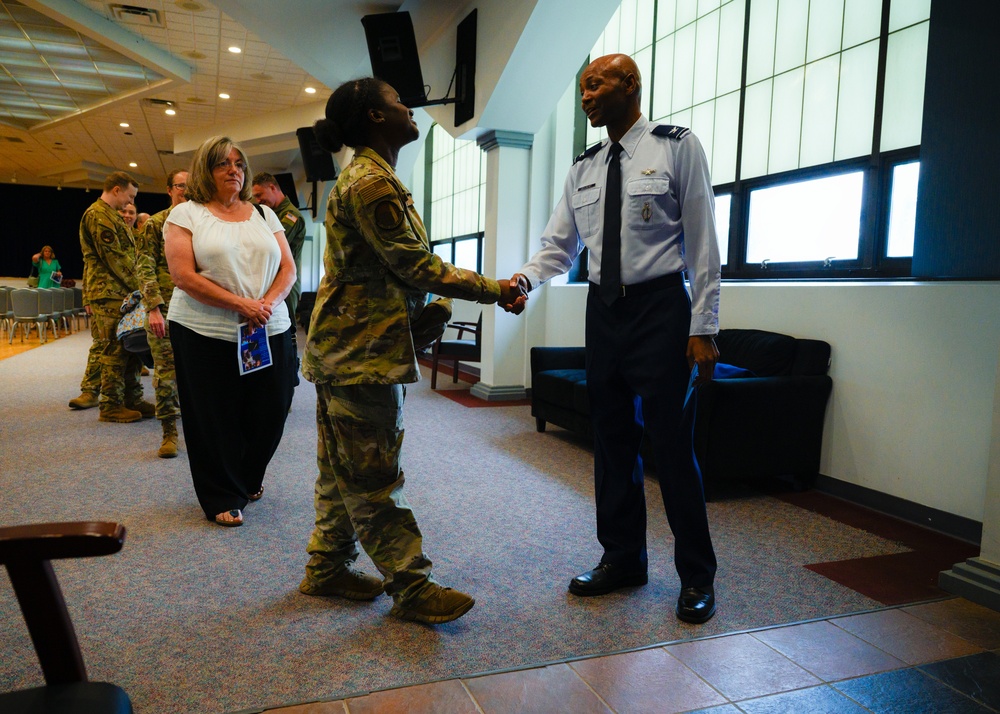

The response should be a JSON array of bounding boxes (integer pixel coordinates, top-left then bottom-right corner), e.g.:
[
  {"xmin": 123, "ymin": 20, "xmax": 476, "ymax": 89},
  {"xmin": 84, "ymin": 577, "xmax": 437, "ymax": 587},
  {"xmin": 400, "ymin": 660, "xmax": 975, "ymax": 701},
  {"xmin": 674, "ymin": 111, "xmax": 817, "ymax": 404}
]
[
  {"xmin": 373, "ymin": 199, "xmax": 404, "ymax": 231},
  {"xmin": 100, "ymin": 229, "xmax": 115, "ymax": 244}
]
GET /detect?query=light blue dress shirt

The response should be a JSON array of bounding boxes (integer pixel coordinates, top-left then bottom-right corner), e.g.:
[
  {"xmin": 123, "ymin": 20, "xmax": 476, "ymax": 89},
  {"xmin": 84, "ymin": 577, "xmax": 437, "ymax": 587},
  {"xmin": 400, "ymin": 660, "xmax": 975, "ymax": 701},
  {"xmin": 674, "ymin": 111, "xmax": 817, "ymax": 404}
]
[{"xmin": 520, "ymin": 115, "xmax": 721, "ymax": 336}]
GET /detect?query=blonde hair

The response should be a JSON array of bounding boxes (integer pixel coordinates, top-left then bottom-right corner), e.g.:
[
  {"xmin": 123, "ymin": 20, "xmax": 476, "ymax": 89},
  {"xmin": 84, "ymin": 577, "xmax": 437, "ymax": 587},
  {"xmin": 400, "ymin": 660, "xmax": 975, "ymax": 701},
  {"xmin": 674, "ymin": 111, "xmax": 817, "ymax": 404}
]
[
  {"xmin": 186, "ymin": 136, "xmax": 253, "ymax": 204},
  {"xmin": 40, "ymin": 245, "xmax": 56, "ymax": 258}
]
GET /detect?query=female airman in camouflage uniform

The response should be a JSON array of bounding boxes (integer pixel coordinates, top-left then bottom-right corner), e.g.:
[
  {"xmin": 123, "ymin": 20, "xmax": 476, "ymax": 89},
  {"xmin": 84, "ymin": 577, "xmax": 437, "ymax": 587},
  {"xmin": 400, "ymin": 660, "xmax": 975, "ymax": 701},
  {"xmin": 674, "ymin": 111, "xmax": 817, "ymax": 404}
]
[{"xmin": 301, "ymin": 78, "xmax": 524, "ymax": 624}]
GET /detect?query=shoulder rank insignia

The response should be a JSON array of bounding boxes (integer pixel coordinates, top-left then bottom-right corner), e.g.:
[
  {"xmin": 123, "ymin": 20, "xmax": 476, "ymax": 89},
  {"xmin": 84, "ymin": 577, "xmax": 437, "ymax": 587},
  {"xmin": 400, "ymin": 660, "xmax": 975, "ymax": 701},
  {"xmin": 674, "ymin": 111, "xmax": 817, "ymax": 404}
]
[
  {"xmin": 651, "ymin": 124, "xmax": 691, "ymax": 140},
  {"xmin": 573, "ymin": 142, "xmax": 603, "ymax": 164}
]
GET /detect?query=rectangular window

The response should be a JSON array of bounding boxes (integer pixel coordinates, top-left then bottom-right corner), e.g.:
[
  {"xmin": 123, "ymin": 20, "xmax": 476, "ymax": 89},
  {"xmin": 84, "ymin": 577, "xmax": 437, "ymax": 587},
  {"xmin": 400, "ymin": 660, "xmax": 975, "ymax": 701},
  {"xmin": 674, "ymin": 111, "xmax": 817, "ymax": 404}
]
[
  {"xmin": 714, "ymin": 193, "xmax": 731, "ymax": 266},
  {"xmin": 886, "ymin": 161, "xmax": 919, "ymax": 258},
  {"xmin": 747, "ymin": 171, "xmax": 864, "ymax": 265}
]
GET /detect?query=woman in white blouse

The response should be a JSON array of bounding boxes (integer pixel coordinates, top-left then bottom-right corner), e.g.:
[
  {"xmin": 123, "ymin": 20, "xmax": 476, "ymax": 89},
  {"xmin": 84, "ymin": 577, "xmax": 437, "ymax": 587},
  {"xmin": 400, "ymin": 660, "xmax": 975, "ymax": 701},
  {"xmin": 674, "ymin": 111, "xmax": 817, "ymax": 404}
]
[{"xmin": 164, "ymin": 136, "xmax": 297, "ymax": 527}]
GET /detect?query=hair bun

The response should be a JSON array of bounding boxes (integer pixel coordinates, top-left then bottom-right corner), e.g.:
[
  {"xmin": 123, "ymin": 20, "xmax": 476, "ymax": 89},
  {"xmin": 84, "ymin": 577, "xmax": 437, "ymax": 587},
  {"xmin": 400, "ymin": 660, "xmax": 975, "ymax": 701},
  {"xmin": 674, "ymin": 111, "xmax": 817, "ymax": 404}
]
[{"xmin": 313, "ymin": 118, "xmax": 343, "ymax": 154}]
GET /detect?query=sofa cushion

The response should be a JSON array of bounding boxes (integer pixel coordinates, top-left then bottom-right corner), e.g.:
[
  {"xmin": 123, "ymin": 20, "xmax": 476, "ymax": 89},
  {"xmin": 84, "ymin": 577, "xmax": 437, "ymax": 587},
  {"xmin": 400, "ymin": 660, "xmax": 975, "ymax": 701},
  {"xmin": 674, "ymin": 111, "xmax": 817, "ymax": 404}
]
[
  {"xmin": 716, "ymin": 329, "xmax": 796, "ymax": 377},
  {"xmin": 534, "ymin": 369, "xmax": 586, "ymax": 407}
]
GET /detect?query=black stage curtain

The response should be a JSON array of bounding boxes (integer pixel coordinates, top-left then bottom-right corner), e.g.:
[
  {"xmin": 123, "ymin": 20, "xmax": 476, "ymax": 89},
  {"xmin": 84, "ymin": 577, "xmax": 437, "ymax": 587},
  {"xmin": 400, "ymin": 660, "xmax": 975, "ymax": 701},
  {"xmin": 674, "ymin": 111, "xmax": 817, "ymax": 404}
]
[{"xmin": 0, "ymin": 184, "xmax": 169, "ymax": 280}]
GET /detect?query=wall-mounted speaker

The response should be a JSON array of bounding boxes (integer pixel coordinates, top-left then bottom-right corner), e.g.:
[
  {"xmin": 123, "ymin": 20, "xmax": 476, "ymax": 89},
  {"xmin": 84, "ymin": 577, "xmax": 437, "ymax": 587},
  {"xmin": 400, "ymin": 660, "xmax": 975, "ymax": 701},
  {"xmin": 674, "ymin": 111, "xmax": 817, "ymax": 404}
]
[
  {"xmin": 273, "ymin": 172, "xmax": 299, "ymax": 208},
  {"xmin": 361, "ymin": 11, "xmax": 428, "ymax": 107},
  {"xmin": 296, "ymin": 126, "xmax": 339, "ymax": 183}
]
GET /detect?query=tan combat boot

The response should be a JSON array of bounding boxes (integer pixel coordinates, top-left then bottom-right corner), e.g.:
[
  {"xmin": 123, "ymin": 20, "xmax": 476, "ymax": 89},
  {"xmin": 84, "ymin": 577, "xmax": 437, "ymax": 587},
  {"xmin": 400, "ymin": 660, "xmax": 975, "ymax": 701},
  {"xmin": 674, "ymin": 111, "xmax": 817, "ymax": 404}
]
[
  {"xmin": 158, "ymin": 417, "xmax": 178, "ymax": 458},
  {"xmin": 127, "ymin": 399, "xmax": 156, "ymax": 419},
  {"xmin": 68, "ymin": 392, "xmax": 99, "ymax": 410},
  {"xmin": 299, "ymin": 561, "xmax": 384, "ymax": 600},
  {"xmin": 389, "ymin": 583, "xmax": 475, "ymax": 624},
  {"xmin": 98, "ymin": 404, "xmax": 142, "ymax": 423}
]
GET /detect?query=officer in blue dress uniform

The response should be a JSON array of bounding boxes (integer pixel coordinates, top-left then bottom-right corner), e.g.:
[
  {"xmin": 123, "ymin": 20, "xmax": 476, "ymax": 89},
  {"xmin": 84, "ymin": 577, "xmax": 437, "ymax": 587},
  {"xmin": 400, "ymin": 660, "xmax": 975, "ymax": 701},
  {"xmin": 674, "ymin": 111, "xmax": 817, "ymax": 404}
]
[{"xmin": 510, "ymin": 53, "xmax": 721, "ymax": 624}]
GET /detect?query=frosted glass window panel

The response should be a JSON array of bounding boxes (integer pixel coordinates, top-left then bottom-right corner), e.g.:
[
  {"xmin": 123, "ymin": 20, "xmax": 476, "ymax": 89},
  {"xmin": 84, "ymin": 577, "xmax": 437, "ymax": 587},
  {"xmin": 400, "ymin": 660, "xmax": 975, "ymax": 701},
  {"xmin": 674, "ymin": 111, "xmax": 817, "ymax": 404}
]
[
  {"xmin": 842, "ymin": 0, "xmax": 881, "ymax": 48},
  {"xmin": 889, "ymin": 0, "xmax": 930, "ymax": 31},
  {"xmin": 714, "ymin": 192, "xmax": 731, "ymax": 265},
  {"xmin": 691, "ymin": 100, "xmax": 716, "ymax": 168},
  {"xmin": 806, "ymin": 0, "xmax": 844, "ymax": 62},
  {"xmin": 747, "ymin": 171, "xmax": 864, "ymax": 263},
  {"xmin": 717, "ymin": 0, "xmax": 745, "ymax": 95},
  {"xmin": 657, "ymin": 0, "xmax": 678, "ymax": 39},
  {"xmin": 435, "ymin": 158, "xmax": 454, "ymax": 199},
  {"xmin": 652, "ymin": 34, "xmax": 676, "ymax": 118},
  {"xmin": 887, "ymin": 161, "xmax": 918, "ymax": 257},
  {"xmin": 746, "ymin": 0, "xmax": 777, "ymax": 85},
  {"xmin": 673, "ymin": 23, "xmax": 696, "ymax": 110},
  {"xmin": 693, "ymin": 11, "xmax": 720, "ymax": 106},
  {"xmin": 834, "ymin": 40, "xmax": 877, "ymax": 161},
  {"xmin": 636, "ymin": 0, "xmax": 656, "ymax": 50},
  {"xmin": 454, "ymin": 237, "xmax": 479, "ymax": 271},
  {"xmin": 881, "ymin": 22, "xmax": 928, "ymax": 152},
  {"xmin": 431, "ymin": 197, "xmax": 452, "ymax": 240},
  {"xmin": 774, "ymin": 0, "xmax": 808, "ymax": 75},
  {"xmin": 799, "ymin": 54, "xmax": 839, "ymax": 167},
  {"xmin": 768, "ymin": 68, "xmax": 804, "ymax": 174},
  {"xmin": 618, "ymin": 0, "xmax": 637, "ymax": 57},
  {"xmin": 454, "ymin": 190, "xmax": 472, "ymax": 236},
  {"xmin": 741, "ymin": 80, "xmax": 772, "ymax": 179},
  {"xmin": 699, "ymin": 0, "xmax": 722, "ymax": 17},
  {"xmin": 712, "ymin": 90, "xmax": 740, "ymax": 184},
  {"xmin": 677, "ymin": 0, "xmax": 698, "ymax": 27},
  {"xmin": 635, "ymin": 45, "xmax": 654, "ymax": 117}
]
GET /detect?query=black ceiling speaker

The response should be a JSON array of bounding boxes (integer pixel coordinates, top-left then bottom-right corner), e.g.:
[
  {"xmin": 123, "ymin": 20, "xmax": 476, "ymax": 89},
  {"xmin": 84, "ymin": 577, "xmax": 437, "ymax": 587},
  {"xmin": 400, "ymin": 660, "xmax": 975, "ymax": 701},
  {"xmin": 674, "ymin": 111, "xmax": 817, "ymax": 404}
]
[
  {"xmin": 273, "ymin": 172, "xmax": 299, "ymax": 208},
  {"xmin": 361, "ymin": 11, "xmax": 428, "ymax": 107},
  {"xmin": 295, "ymin": 126, "xmax": 338, "ymax": 183},
  {"xmin": 361, "ymin": 9, "xmax": 477, "ymax": 125}
]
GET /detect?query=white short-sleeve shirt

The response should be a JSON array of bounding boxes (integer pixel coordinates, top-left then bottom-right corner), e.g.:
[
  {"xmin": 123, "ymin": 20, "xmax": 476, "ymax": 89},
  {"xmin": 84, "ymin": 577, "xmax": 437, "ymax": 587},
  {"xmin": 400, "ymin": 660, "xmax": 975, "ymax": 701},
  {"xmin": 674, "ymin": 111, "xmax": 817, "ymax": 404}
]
[{"xmin": 165, "ymin": 201, "xmax": 291, "ymax": 341}]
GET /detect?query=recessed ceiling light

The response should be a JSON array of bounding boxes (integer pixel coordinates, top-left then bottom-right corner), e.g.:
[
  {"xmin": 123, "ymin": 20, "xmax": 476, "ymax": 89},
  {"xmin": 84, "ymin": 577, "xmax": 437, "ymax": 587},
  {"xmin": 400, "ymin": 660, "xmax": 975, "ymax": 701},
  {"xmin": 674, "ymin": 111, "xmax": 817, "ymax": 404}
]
[
  {"xmin": 120, "ymin": 122, "xmax": 129, "ymax": 127},
  {"xmin": 165, "ymin": 108, "xmax": 176, "ymax": 115},
  {"xmin": 228, "ymin": 46, "xmax": 242, "ymax": 54},
  {"xmin": 219, "ymin": 93, "xmax": 230, "ymax": 99},
  {"xmin": 129, "ymin": 162, "xmax": 138, "ymax": 168},
  {"xmin": 304, "ymin": 87, "xmax": 316, "ymax": 94}
]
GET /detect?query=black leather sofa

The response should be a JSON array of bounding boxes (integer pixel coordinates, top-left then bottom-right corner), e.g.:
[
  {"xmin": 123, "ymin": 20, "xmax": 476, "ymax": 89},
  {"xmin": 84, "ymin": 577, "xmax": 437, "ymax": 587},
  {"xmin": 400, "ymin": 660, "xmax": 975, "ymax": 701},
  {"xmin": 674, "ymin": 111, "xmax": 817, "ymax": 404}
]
[{"xmin": 530, "ymin": 328, "xmax": 833, "ymax": 494}]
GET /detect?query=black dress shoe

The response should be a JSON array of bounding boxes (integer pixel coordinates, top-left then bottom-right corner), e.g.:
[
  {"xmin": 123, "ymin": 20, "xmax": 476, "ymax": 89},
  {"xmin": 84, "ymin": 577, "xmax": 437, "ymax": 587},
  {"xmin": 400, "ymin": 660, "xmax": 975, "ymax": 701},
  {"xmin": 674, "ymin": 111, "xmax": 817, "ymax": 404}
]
[
  {"xmin": 568, "ymin": 562, "xmax": 647, "ymax": 596},
  {"xmin": 676, "ymin": 586, "xmax": 716, "ymax": 624}
]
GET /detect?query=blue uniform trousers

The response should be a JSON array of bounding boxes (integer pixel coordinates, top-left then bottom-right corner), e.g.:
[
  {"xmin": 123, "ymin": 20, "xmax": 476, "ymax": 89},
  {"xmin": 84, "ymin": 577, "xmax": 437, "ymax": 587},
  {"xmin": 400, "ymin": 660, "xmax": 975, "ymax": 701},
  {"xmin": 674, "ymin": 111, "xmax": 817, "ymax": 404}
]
[{"xmin": 585, "ymin": 277, "xmax": 716, "ymax": 589}]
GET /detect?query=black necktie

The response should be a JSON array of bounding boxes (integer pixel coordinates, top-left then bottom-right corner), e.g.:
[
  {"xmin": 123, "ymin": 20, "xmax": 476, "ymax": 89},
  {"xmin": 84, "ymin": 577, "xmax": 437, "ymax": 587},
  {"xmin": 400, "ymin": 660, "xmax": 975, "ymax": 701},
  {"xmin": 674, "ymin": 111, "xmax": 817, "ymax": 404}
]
[{"xmin": 600, "ymin": 143, "xmax": 624, "ymax": 306}]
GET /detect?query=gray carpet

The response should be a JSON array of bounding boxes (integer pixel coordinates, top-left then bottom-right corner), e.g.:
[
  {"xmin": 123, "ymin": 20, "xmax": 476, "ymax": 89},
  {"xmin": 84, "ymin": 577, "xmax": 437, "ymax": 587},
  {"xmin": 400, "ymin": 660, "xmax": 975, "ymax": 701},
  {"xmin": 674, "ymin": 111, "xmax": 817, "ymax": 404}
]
[{"xmin": 0, "ymin": 329, "xmax": 900, "ymax": 713}]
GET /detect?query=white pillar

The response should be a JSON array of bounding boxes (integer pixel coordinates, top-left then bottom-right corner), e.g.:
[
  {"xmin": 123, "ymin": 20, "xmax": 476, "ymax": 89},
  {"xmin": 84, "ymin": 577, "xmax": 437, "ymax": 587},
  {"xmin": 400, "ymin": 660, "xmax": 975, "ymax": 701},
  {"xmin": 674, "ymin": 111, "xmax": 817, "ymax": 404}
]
[
  {"xmin": 470, "ymin": 130, "xmax": 533, "ymax": 401},
  {"xmin": 940, "ymin": 344, "xmax": 1000, "ymax": 611}
]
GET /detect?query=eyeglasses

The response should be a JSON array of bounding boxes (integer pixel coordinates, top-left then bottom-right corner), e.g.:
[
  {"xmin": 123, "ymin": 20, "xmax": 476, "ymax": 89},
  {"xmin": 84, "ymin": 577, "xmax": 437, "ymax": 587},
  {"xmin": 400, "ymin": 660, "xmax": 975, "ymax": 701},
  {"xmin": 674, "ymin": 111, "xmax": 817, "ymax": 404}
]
[
  {"xmin": 171, "ymin": 183, "xmax": 187, "ymax": 189},
  {"xmin": 212, "ymin": 160, "xmax": 247, "ymax": 172}
]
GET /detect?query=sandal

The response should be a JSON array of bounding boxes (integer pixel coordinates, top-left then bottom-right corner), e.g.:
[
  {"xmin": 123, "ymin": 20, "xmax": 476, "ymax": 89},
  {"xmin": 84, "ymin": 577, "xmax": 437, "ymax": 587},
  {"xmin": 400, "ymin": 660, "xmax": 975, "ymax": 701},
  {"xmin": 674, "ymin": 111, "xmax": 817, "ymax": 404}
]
[
  {"xmin": 248, "ymin": 487, "xmax": 264, "ymax": 502},
  {"xmin": 214, "ymin": 509, "xmax": 243, "ymax": 527}
]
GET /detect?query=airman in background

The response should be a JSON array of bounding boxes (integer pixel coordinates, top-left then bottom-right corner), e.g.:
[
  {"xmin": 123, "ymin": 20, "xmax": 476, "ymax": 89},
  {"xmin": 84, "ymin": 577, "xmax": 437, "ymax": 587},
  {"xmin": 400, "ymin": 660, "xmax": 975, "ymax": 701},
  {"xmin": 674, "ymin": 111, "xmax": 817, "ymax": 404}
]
[
  {"xmin": 136, "ymin": 169, "xmax": 187, "ymax": 457},
  {"xmin": 78, "ymin": 173, "xmax": 153, "ymax": 423}
]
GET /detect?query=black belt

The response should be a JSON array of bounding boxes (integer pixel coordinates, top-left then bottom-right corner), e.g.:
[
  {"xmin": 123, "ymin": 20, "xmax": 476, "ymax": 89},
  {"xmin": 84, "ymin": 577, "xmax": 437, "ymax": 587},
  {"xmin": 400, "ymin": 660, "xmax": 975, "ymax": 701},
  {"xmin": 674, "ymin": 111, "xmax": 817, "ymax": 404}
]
[{"xmin": 589, "ymin": 272, "xmax": 683, "ymax": 298}]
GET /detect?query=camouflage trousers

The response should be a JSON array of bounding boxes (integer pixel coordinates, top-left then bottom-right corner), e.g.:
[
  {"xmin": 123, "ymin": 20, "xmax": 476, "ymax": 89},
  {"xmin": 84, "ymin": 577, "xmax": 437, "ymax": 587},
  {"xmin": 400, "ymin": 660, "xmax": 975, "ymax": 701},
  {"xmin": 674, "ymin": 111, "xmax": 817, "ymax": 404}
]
[
  {"xmin": 79, "ymin": 316, "xmax": 102, "ymax": 395},
  {"xmin": 145, "ymin": 306, "xmax": 180, "ymax": 420},
  {"xmin": 306, "ymin": 382, "xmax": 433, "ymax": 604},
  {"xmin": 90, "ymin": 300, "xmax": 143, "ymax": 406}
]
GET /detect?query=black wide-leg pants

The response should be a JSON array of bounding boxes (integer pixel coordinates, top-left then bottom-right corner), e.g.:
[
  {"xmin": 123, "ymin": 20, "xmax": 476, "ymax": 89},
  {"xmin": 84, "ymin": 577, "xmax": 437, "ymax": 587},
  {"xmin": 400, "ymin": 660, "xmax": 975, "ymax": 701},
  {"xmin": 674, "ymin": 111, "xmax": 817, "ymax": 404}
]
[
  {"xmin": 170, "ymin": 322, "xmax": 295, "ymax": 518},
  {"xmin": 585, "ymin": 280, "xmax": 717, "ymax": 589}
]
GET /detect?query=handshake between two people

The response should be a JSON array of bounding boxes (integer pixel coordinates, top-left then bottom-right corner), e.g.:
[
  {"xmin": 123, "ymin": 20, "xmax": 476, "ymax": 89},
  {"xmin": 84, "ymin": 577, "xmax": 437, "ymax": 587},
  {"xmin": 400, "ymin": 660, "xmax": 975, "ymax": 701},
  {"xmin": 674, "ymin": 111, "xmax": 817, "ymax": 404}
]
[{"xmin": 498, "ymin": 273, "xmax": 531, "ymax": 315}]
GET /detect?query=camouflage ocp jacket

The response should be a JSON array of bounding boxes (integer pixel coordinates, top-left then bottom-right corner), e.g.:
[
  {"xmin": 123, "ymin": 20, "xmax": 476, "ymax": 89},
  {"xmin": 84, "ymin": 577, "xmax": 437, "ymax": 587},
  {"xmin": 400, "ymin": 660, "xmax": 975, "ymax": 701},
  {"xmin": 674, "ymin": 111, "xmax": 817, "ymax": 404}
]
[{"xmin": 303, "ymin": 147, "xmax": 501, "ymax": 385}]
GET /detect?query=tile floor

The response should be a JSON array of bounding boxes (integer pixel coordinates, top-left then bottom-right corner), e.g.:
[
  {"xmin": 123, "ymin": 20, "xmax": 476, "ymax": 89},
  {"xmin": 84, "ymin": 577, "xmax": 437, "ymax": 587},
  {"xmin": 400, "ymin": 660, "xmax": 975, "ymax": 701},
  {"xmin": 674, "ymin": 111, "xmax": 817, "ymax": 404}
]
[{"xmin": 263, "ymin": 597, "xmax": 1000, "ymax": 713}]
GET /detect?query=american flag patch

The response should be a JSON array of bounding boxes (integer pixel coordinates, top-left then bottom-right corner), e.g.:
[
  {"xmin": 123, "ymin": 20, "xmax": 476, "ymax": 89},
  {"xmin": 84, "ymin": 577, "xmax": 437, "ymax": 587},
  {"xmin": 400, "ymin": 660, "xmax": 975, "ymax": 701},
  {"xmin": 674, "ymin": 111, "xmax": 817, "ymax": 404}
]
[{"xmin": 358, "ymin": 178, "xmax": 394, "ymax": 205}]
